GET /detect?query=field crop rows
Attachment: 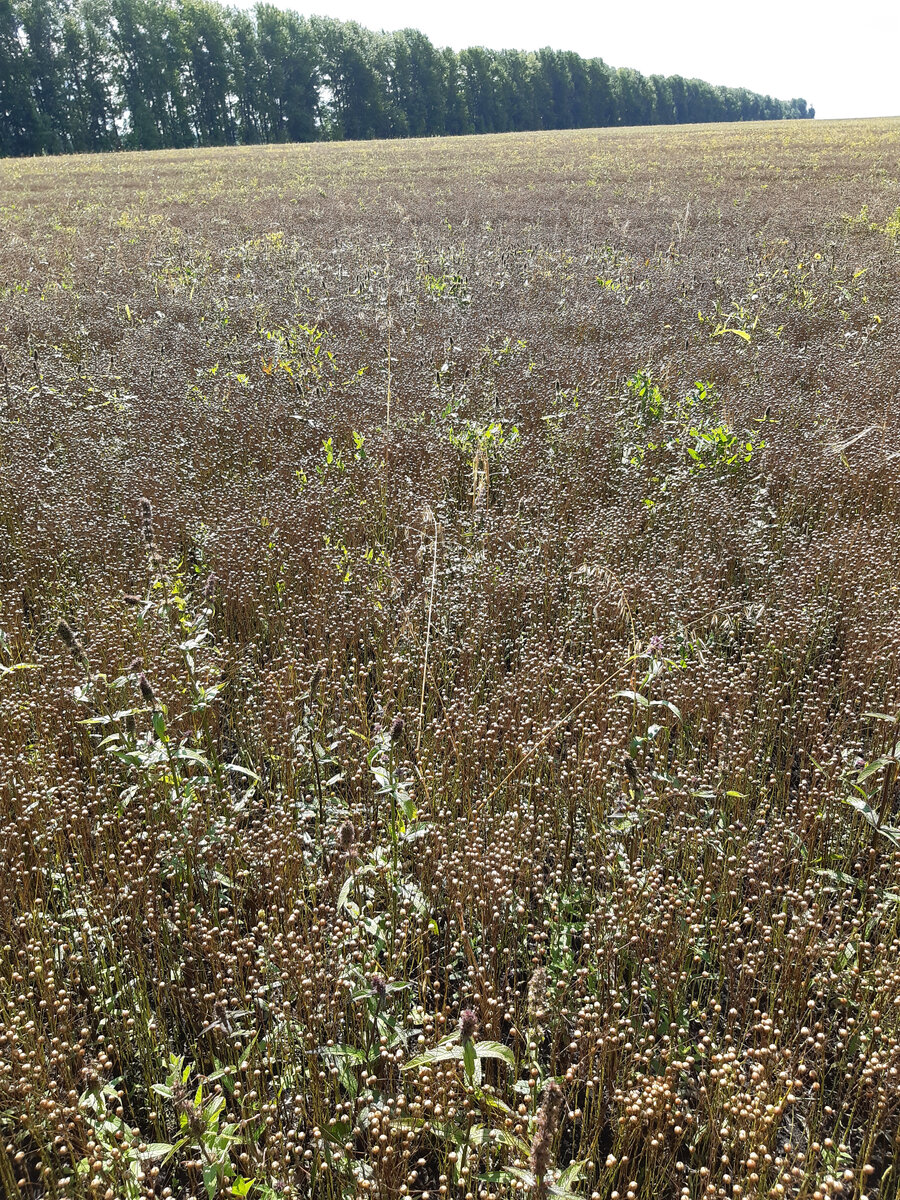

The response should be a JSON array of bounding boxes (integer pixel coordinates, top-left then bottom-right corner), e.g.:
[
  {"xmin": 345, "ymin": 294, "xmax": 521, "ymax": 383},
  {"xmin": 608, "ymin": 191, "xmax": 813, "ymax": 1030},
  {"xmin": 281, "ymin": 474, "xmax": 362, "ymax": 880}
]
[{"xmin": 2, "ymin": 119, "xmax": 900, "ymax": 1199}]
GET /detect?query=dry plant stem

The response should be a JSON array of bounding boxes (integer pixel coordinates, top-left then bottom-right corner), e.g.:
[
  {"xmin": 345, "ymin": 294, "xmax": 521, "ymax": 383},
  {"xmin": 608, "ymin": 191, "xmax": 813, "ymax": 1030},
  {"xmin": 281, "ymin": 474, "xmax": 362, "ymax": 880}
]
[
  {"xmin": 310, "ymin": 727, "xmax": 324, "ymax": 829},
  {"xmin": 417, "ymin": 521, "xmax": 439, "ymax": 758},
  {"xmin": 386, "ymin": 319, "xmax": 392, "ymax": 428}
]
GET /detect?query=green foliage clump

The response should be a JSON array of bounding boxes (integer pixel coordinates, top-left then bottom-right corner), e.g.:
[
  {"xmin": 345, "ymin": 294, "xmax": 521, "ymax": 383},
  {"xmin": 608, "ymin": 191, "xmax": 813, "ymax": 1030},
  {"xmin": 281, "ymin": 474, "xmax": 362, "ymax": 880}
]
[{"xmin": 618, "ymin": 372, "xmax": 766, "ymax": 505}]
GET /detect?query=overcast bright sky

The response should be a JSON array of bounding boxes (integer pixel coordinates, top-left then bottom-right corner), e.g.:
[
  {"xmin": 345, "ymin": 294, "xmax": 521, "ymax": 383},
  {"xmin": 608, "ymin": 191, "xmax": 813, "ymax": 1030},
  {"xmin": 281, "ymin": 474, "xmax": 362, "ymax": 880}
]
[{"xmin": 269, "ymin": 0, "xmax": 899, "ymax": 121}]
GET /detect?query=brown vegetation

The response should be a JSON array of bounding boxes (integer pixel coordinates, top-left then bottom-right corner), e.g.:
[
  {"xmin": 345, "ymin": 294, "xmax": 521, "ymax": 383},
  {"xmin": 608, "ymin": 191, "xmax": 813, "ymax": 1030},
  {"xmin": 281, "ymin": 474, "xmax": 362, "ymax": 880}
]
[{"xmin": 2, "ymin": 119, "xmax": 900, "ymax": 1199}]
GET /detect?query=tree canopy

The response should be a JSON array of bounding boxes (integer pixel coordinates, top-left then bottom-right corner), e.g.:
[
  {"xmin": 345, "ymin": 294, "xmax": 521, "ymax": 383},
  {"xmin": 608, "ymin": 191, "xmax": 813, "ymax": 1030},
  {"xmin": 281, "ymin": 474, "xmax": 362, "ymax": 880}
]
[{"xmin": 0, "ymin": 0, "xmax": 814, "ymax": 157}]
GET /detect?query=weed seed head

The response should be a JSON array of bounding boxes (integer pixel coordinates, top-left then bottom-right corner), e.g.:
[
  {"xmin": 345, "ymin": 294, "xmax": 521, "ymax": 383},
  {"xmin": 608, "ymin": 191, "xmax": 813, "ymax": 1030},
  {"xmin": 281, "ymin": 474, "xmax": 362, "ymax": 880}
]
[
  {"xmin": 530, "ymin": 1080, "xmax": 564, "ymax": 1187},
  {"xmin": 369, "ymin": 974, "xmax": 388, "ymax": 1000},
  {"xmin": 138, "ymin": 497, "xmax": 154, "ymax": 544},
  {"xmin": 528, "ymin": 966, "xmax": 548, "ymax": 1027},
  {"xmin": 308, "ymin": 659, "xmax": 325, "ymax": 705},
  {"xmin": 459, "ymin": 1008, "xmax": 479, "ymax": 1042}
]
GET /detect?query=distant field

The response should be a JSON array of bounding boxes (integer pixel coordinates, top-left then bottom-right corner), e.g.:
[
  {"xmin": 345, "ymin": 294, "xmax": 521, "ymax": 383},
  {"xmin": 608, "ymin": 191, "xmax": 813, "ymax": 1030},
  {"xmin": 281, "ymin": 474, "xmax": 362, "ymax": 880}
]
[{"xmin": 3, "ymin": 119, "xmax": 900, "ymax": 1200}]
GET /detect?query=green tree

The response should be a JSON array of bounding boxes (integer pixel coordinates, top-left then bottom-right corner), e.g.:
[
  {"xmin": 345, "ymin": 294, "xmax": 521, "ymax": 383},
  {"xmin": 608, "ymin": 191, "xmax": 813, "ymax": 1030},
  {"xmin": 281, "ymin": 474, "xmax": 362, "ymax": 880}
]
[
  {"xmin": 584, "ymin": 57, "xmax": 616, "ymax": 127},
  {"xmin": 649, "ymin": 74, "xmax": 676, "ymax": 124},
  {"xmin": 314, "ymin": 16, "xmax": 389, "ymax": 140},
  {"xmin": 459, "ymin": 46, "xmax": 506, "ymax": 134},
  {"xmin": 64, "ymin": 0, "xmax": 119, "ymax": 149},
  {"xmin": 180, "ymin": 0, "xmax": 234, "ymax": 145},
  {"xmin": 439, "ymin": 45, "xmax": 469, "ymax": 135},
  {"xmin": 19, "ymin": 0, "xmax": 69, "ymax": 151},
  {"xmin": 388, "ymin": 28, "xmax": 445, "ymax": 137},
  {"xmin": 615, "ymin": 66, "xmax": 657, "ymax": 125},
  {"xmin": 254, "ymin": 6, "xmax": 319, "ymax": 142},
  {"xmin": 501, "ymin": 50, "xmax": 539, "ymax": 132},
  {"xmin": 109, "ymin": 0, "xmax": 193, "ymax": 148},
  {"xmin": 0, "ymin": 0, "xmax": 41, "ymax": 154},
  {"xmin": 537, "ymin": 48, "xmax": 573, "ymax": 129},
  {"xmin": 228, "ymin": 8, "xmax": 265, "ymax": 143}
]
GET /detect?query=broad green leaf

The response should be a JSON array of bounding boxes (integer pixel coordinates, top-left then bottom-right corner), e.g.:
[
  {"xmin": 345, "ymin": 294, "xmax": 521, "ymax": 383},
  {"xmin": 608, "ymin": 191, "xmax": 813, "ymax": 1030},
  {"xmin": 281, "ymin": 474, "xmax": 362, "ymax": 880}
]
[
  {"xmin": 319, "ymin": 1043, "xmax": 368, "ymax": 1062},
  {"xmin": 226, "ymin": 762, "xmax": 261, "ymax": 784},
  {"xmin": 556, "ymin": 1160, "xmax": 587, "ymax": 1188},
  {"xmin": 474, "ymin": 1040, "xmax": 515, "ymax": 1067},
  {"xmin": 202, "ymin": 1162, "xmax": 220, "ymax": 1199},
  {"xmin": 403, "ymin": 1037, "xmax": 461, "ymax": 1070},
  {"xmin": 463, "ymin": 1038, "xmax": 476, "ymax": 1079},
  {"xmin": 175, "ymin": 746, "xmax": 212, "ymax": 768},
  {"xmin": 467, "ymin": 1126, "xmax": 529, "ymax": 1153},
  {"xmin": 857, "ymin": 757, "xmax": 893, "ymax": 783},
  {"xmin": 140, "ymin": 1143, "xmax": 175, "ymax": 1161},
  {"xmin": 844, "ymin": 797, "xmax": 900, "ymax": 847}
]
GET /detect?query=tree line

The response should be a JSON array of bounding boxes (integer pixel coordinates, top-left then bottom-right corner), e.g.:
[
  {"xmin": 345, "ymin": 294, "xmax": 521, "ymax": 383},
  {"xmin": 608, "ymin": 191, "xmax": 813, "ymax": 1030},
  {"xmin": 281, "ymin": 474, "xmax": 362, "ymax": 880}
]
[{"xmin": 0, "ymin": 0, "xmax": 814, "ymax": 157}]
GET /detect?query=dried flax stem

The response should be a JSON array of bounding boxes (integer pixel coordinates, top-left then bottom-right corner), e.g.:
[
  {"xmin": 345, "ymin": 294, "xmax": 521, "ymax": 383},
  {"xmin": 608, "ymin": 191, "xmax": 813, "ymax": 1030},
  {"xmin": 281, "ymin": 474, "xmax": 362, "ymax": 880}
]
[{"xmin": 417, "ymin": 516, "xmax": 439, "ymax": 757}]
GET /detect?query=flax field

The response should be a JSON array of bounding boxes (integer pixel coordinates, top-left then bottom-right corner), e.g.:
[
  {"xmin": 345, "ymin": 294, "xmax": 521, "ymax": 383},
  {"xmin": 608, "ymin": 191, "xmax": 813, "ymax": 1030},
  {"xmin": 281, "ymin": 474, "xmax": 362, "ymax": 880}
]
[{"xmin": 3, "ymin": 118, "xmax": 900, "ymax": 1200}]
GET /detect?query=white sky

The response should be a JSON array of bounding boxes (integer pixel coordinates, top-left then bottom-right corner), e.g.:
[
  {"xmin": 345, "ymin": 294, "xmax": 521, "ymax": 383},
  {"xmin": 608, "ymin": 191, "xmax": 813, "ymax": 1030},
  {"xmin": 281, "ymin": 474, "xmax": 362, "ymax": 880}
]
[{"xmin": 268, "ymin": 0, "xmax": 900, "ymax": 121}]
